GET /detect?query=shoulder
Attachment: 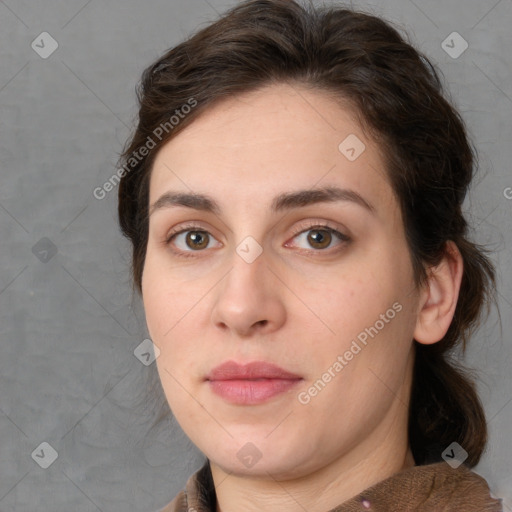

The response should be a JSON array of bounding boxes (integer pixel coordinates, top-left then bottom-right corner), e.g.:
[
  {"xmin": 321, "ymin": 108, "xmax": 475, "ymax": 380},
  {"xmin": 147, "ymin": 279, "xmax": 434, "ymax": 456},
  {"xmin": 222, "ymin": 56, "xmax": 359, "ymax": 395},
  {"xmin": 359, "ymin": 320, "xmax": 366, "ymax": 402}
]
[{"xmin": 338, "ymin": 462, "xmax": 503, "ymax": 511}]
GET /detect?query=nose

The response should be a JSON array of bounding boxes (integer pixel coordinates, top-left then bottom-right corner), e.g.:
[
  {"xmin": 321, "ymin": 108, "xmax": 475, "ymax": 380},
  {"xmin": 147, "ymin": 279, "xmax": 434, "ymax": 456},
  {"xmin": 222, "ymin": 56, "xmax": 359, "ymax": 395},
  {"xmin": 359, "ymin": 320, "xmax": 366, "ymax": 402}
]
[{"xmin": 210, "ymin": 250, "xmax": 286, "ymax": 338}]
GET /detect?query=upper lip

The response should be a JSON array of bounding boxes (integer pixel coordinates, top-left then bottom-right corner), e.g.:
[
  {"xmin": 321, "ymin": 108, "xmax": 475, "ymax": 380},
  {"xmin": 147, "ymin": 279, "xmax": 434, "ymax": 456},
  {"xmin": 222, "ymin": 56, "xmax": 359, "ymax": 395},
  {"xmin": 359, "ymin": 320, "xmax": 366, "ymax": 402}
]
[{"xmin": 206, "ymin": 360, "xmax": 302, "ymax": 381}]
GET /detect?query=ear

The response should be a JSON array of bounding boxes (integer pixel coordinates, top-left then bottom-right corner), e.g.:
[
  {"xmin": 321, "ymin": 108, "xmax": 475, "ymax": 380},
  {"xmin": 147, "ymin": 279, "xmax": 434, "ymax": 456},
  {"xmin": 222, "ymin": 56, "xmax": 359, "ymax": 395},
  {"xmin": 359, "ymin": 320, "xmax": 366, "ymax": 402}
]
[{"xmin": 414, "ymin": 241, "xmax": 464, "ymax": 345}]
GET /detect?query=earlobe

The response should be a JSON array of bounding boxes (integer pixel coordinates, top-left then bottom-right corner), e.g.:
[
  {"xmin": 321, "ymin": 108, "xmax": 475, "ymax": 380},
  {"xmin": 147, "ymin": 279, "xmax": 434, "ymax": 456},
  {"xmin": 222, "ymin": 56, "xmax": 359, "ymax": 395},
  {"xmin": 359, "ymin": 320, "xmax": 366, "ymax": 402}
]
[{"xmin": 414, "ymin": 241, "xmax": 464, "ymax": 345}]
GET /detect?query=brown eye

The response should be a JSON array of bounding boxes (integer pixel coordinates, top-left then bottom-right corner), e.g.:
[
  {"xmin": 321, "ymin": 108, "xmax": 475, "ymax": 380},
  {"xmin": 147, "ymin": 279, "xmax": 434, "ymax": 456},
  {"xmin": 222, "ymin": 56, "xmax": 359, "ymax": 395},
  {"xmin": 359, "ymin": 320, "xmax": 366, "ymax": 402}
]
[
  {"xmin": 185, "ymin": 231, "xmax": 210, "ymax": 250},
  {"xmin": 307, "ymin": 229, "xmax": 332, "ymax": 249},
  {"xmin": 166, "ymin": 226, "xmax": 221, "ymax": 256},
  {"xmin": 289, "ymin": 226, "xmax": 349, "ymax": 252}
]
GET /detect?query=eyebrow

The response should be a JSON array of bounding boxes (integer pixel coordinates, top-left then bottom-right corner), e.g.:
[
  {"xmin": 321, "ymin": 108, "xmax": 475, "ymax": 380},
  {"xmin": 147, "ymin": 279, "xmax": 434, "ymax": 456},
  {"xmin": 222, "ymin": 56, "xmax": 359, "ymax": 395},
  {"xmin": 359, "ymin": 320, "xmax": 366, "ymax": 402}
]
[{"xmin": 149, "ymin": 186, "xmax": 376, "ymax": 216}]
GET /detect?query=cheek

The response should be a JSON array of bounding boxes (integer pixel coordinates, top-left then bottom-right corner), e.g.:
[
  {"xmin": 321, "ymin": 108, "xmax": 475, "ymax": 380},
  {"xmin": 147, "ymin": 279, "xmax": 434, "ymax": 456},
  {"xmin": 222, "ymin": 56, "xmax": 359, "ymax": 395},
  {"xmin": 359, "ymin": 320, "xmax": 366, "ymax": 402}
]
[
  {"xmin": 309, "ymin": 251, "xmax": 415, "ymax": 365},
  {"xmin": 142, "ymin": 246, "xmax": 194, "ymax": 331},
  {"xmin": 313, "ymin": 268, "xmax": 397, "ymax": 338},
  {"xmin": 142, "ymin": 252, "xmax": 212, "ymax": 379},
  {"xmin": 141, "ymin": 281, "xmax": 170, "ymax": 349}
]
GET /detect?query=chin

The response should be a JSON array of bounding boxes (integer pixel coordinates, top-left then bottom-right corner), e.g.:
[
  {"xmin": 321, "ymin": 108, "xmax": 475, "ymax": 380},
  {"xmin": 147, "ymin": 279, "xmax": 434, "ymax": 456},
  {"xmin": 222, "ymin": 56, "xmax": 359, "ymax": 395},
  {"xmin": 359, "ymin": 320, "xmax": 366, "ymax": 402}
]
[{"xmin": 203, "ymin": 434, "xmax": 319, "ymax": 480}]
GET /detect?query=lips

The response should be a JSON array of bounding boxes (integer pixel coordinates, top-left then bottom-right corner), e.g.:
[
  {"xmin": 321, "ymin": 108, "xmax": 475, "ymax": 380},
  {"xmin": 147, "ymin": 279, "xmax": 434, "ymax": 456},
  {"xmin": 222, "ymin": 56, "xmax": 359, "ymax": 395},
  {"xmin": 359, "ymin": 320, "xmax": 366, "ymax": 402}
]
[{"xmin": 206, "ymin": 361, "xmax": 302, "ymax": 405}]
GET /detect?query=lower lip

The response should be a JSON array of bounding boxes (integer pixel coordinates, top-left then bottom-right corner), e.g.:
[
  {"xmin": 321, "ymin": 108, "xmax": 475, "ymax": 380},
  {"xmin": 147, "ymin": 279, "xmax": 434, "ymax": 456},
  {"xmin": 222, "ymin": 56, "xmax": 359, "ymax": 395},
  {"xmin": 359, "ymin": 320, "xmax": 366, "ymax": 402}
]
[{"xmin": 208, "ymin": 378, "xmax": 301, "ymax": 405}]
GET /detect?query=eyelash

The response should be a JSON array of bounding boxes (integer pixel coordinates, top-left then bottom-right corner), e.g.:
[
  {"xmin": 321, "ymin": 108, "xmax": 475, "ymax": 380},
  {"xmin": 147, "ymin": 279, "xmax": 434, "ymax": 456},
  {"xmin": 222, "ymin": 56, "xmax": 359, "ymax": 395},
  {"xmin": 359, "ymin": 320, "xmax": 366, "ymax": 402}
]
[{"xmin": 165, "ymin": 221, "xmax": 350, "ymax": 258}]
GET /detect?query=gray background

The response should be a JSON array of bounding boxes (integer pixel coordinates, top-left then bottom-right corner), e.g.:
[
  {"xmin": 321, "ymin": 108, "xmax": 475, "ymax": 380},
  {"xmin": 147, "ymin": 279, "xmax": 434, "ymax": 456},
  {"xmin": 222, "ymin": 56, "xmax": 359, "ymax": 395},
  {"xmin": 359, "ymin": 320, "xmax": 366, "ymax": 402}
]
[{"xmin": 0, "ymin": 0, "xmax": 511, "ymax": 510}]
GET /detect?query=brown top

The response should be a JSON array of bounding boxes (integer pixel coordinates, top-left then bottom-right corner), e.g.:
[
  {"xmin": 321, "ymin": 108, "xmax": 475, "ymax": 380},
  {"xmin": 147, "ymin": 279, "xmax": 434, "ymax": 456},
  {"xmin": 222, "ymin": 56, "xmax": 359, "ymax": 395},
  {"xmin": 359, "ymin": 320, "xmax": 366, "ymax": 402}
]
[{"xmin": 159, "ymin": 461, "xmax": 502, "ymax": 511}]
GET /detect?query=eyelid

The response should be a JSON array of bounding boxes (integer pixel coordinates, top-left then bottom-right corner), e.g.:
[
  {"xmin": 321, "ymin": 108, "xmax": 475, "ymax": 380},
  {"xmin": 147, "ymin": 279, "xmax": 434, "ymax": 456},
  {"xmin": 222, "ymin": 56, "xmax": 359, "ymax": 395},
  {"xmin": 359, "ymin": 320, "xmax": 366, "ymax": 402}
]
[
  {"xmin": 289, "ymin": 219, "xmax": 348, "ymax": 236},
  {"xmin": 165, "ymin": 221, "xmax": 218, "ymax": 244}
]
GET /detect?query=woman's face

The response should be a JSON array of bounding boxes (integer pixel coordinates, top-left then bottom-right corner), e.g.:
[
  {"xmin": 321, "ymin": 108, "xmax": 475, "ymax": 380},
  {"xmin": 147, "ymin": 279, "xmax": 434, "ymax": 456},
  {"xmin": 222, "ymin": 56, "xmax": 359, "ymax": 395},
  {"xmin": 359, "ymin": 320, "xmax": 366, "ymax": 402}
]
[{"xmin": 142, "ymin": 83, "xmax": 421, "ymax": 479}]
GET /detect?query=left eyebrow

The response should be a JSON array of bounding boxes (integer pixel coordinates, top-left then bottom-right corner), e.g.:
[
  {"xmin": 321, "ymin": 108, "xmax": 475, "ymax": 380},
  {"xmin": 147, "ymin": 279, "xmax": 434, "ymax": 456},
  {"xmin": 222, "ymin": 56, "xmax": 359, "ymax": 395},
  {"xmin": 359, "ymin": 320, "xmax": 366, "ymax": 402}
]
[
  {"xmin": 271, "ymin": 186, "xmax": 376, "ymax": 214},
  {"xmin": 149, "ymin": 186, "xmax": 376, "ymax": 216}
]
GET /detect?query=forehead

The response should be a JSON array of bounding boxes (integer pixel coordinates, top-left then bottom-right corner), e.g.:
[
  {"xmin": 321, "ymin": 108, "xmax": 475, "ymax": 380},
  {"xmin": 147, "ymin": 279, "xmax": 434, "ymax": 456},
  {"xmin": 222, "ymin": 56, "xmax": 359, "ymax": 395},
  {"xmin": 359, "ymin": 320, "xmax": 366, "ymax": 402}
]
[{"xmin": 149, "ymin": 83, "xmax": 395, "ymax": 214}]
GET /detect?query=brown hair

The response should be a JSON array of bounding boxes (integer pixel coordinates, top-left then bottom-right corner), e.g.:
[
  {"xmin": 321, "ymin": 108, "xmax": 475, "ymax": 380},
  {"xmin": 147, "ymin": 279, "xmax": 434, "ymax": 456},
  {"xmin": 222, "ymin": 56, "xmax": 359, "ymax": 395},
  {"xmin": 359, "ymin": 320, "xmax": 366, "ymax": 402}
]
[{"xmin": 118, "ymin": 0, "xmax": 496, "ymax": 466}]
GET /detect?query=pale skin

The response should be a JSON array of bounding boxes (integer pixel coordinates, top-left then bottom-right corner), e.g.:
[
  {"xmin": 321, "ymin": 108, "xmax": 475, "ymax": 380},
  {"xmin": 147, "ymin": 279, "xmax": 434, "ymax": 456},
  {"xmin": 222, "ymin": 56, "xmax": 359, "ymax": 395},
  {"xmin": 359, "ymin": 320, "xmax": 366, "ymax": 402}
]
[{"xmin": 142, "ymin": 83, "xmax": 463, "ymax": 512}]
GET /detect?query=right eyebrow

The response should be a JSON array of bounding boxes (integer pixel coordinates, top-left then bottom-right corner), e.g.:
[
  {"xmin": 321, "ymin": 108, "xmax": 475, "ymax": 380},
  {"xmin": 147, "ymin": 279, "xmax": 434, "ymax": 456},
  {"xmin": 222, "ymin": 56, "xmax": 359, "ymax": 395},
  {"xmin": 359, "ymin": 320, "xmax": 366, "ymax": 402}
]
[{"xmin": 149, "ymin": 191, "xmax": 221, "ymax": 216}]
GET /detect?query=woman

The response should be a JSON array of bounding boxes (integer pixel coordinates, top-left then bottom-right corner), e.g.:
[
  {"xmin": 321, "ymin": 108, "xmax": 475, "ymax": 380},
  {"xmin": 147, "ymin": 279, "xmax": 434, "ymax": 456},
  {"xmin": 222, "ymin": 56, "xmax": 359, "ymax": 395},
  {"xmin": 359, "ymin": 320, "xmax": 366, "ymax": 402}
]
[{"xmin": 117, "ymin": 0, "xmax": 502, "ymax": 510}]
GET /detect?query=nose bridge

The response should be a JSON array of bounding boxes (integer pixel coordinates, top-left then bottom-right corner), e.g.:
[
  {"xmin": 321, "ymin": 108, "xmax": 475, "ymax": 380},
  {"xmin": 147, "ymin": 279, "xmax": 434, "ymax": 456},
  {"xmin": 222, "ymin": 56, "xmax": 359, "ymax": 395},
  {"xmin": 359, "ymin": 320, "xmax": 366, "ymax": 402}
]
[
  {"xmin": 221, "ymin": 228, "xmax": 269, "ymax": 295},
  {"xmin": 220, "ymin": 244, "xmax": 270, "ymax": 309},
  {"xmin": 210, "ymin": 239, "xmax": 286, "ymax": 335}
]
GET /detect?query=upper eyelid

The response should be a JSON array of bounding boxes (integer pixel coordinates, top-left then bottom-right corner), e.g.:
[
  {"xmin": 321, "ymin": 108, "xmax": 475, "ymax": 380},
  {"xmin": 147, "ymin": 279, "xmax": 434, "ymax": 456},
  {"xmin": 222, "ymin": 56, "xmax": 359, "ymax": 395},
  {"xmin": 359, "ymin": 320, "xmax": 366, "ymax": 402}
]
[
  {"xmin": 166, "ymin": 220, "xmax": 345, "ymax": 235},
  {"xmin": 165, "ymin": 221, "xmax": 218, "ymax": 241},
  {"xmin": 289, "ymin": 220, "xmax": 345, "ymax": 234}
]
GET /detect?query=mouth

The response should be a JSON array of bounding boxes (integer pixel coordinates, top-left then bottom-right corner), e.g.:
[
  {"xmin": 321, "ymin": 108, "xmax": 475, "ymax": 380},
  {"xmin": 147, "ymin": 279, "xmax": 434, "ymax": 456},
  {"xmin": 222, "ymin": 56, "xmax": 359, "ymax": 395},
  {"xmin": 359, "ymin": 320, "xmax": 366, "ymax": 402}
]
[{"xmin": 206, "ymin": 360, "xmax": 303, "ymax": 405}]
